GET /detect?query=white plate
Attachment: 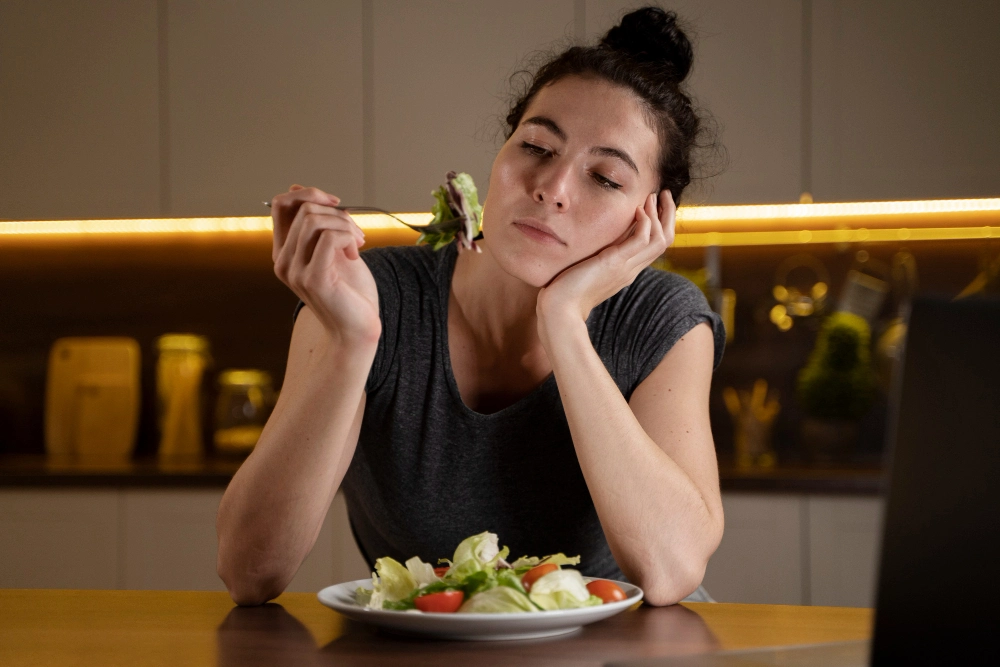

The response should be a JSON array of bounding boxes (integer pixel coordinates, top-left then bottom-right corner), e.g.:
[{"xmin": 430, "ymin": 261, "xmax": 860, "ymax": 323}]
[{"xmin": 317, "ymin": 578, "xmax": 644, "ymax": 641}]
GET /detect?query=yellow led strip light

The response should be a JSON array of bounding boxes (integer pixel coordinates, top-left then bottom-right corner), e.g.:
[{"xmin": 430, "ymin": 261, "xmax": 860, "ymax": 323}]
[{"xmin": 3, "ymin": 198, "xmax": 1000, "ymax": 247}]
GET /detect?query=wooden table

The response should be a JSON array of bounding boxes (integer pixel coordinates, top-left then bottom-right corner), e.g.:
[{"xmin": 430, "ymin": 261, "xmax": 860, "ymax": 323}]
[{"xmin": 0, "ymin": 590, "xmax": 871, "ymax": 666}]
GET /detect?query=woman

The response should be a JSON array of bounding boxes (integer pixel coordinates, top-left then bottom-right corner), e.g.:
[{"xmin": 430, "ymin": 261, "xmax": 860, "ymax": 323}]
[{"xmin": 217, "ymin": 6, "xmax": 726, "ymax": 607}]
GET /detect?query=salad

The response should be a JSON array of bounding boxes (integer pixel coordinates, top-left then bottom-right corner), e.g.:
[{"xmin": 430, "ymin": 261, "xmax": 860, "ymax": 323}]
[
  {"xmin": 355, "ymin": 531, "xmax": 628, "ymax": 614},
  {"xmin": 416, "ymin": 171, "xmax": 484, "ymax": 253}
]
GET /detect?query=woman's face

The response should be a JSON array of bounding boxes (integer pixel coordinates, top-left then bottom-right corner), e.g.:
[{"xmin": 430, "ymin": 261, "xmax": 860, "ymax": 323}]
[{"xmin": 483, "ymin": 75, "xmax": 661, "ymax": 287}]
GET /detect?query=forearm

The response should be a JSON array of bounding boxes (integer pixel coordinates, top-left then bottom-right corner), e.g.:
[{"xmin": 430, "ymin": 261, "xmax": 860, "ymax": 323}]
[
  {"xmin": 216, "ymin": 339, "xmax": 374, "ymax": 604},
  {"xmin": 542, "ymin": 316, "xmax": 720, "ymax": 604}
]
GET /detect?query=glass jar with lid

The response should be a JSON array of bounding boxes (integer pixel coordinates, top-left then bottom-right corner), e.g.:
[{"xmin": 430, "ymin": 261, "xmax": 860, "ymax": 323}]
[
  {"xmin": 155, "ymin": 333, "xmax": 211, "ymax": 460},
  {"xmin": 214, "ymin": 369, "xmax": 275, "ymax": 455}
]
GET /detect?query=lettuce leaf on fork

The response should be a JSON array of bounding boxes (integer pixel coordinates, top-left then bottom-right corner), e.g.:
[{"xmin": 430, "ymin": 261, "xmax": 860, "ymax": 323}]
[{"xmin": 417, "ymin": 171, "xmax": 484, "ymax": 252}]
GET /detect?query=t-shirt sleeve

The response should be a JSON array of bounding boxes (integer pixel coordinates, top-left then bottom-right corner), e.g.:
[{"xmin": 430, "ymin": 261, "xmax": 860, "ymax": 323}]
[
  {"xmin": 290, "ymin": 247, "xmax": 401, "ymax": 395},
  {"xmin": 605, "ymin": 268, "xmax": 726, "ymax": 400}
]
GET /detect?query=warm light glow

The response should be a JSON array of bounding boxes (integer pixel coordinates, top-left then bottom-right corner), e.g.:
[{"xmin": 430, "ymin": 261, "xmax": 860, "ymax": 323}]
[
  {"xmin": 0, "ymin": 213, "xmax": 430, "ymax": 236},
  {"xmin": 3, "ymin": 198, "xmax": 1000, "ymax": 247}
]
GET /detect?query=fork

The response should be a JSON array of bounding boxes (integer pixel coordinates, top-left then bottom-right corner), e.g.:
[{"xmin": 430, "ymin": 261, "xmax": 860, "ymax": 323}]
[{"xmin": 262, "ymin": 201, "xmax": 462, "ymax": 234}]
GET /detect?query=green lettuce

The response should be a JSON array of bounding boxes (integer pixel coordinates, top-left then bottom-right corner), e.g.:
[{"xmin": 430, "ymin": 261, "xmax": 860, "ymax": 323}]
[
  {"xmin": 361, "ymin": 556, "xmax": 417, "ymax": 610},
  {"xmin": 528, "ymin": 569, "xmax": 602, "ymax": 611},
  {"xmin": 405, "ymin": 556, "xmax": 439, "ymax": 587},
  {"xmin": 417, "ymin": 171, "xmax": 484, "ymax": 252},
  {"xmin": 446, "ymin": 531, "xmax": 510, "ymax": 580},
  {"xmin": 510, "ymin": 553, "xmax": 581, "ymax": 574},
  {"xmin": 458, "ymin": 585, "xmax": 538, "ymax": 613}
]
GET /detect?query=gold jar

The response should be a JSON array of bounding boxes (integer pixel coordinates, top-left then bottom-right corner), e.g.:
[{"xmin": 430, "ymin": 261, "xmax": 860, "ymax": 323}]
[
  {"xmin": 214, "ymin": 369, "xmax": 275, "ymax": 455},
  {"xmin": 155, "ymin": 334, "xmax": 211, "ymax": 460}
]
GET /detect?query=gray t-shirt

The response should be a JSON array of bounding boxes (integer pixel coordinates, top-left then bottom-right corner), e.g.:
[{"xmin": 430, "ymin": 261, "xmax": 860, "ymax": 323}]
[{"xmin": 293, "ymin": 242, "xmax": 725, "ymax": 581}]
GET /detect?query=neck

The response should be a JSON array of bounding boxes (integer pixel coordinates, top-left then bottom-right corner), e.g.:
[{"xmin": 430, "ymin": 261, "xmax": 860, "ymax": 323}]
[{"xmin": 450, "ymin": 239, "xmax": 542, "ymax": 352}]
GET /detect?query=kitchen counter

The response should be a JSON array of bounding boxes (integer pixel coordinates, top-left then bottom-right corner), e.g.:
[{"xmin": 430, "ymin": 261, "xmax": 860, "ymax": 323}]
[{"xmin": 0, "ymin": 454, "xmax": 884, "ymax": 494}]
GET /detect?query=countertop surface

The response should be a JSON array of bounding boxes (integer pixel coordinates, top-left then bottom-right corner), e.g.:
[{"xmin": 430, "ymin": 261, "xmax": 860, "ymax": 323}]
[
  {"xmin": 0, "ymin": 454, "xmax": 885, "ymax": 494},
  {"xmin": 0, "ymin": 589, "xmax": 872, "ymax": 667}
]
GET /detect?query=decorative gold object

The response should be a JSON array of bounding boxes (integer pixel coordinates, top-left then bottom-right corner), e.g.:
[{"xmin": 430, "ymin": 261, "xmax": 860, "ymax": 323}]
[
  {"xmin": 770, "ymin": 254, "xmax": 830, "ymax": 331},
  {"xmin": 723, "ymin": 379, "xmax": 781, "ymax": 469},
  {"xmin": 214, "ymin": 369, "xmax": 276, "ymax": 455},
  {"xmin": 155, "ymin": 334, "xmax": 210, "ymax": 460}
]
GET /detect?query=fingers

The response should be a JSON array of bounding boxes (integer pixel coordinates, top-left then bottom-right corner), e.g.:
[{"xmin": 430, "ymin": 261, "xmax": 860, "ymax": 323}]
[
  {"xmin": 274, "ymin": 203, "xmax": 365, "ymax": 287},
  {"xmin": 270, "ymin": 186, "xmax": 342, "ymax": 257},
  {"xmin": 298, "ymin": 229, "xmax": 362, "ymax": 294},
  {"xmin": 659, "ymin": 189, "xmax": 677, "ymax": 248},
  {"xmin": 291, "ymin": 201, "xmax": 364, "ymax": 260},
  {"xmin": 615, "ymin": 193, "xmax": 657, "ymax": 261}
]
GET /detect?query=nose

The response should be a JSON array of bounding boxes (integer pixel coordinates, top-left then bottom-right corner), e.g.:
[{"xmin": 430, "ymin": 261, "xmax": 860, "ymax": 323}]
[{"xmin": 532, "ymin": 162, "xmax": 572, "ymax": 211}]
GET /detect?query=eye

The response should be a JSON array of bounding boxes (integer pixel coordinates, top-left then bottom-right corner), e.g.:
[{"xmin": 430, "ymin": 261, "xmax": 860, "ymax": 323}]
[
  {"xmin": 592, "ymin": 173, "xmax": 622, "ymax": 191},
  {"xmin": 520, "ymin": 141, "xmax": 551, "ymax": 157}
]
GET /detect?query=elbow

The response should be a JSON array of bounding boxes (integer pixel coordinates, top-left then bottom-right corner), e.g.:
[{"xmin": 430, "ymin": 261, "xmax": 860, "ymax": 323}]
[
  {"xmin": 641, "ymin": 558, "xmax": 708, "ymax": 606},
  {"xmin": 637, "ymin": 529, "xmax": 720, "ymax": 607},
  {"xmin": 639, "ymin": 558, "xmax": 707, "ymax": 607},
  {"xmin": 217, "ymin": 538, "xmax": 286, "ymax": 606},
  {"xmin": 218, "ymin": 557, "xmax": 285, "ymax": 606}
]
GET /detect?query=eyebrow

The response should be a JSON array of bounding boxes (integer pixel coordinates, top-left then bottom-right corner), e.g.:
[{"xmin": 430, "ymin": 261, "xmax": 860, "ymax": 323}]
[{"xmin": 521, "ymin": 115, "xmax": 640, "ymax": 176}]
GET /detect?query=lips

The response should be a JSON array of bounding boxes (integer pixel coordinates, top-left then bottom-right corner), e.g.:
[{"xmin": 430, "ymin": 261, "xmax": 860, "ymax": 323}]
[{"xmin": 512, "ymin": 218, "xmax": 565, "ymax": 245}]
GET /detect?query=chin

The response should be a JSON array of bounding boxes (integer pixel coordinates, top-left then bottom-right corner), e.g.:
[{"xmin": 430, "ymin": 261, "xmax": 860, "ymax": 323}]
[{"xmin": 484, "ymin": 226, "xmax": 568, "ymax": 288}]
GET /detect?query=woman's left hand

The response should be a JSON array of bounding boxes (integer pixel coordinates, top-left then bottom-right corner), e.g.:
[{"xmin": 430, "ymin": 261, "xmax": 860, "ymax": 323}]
[{"xmin": 537, "ymin": 190, "xmax": 676, "ymax": 328}]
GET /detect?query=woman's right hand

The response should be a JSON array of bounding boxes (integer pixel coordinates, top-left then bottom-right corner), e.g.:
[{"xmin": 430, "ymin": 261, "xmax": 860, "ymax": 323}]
[{"xmin": 271, "ymin": 185, "xmax": 380, "ymax": 346}]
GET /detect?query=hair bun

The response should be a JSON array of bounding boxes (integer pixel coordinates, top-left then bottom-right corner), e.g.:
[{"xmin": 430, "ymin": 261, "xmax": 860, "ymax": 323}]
[{"xmin": 600, "ymin": 6, "xmax": 693, "ymax": 85}]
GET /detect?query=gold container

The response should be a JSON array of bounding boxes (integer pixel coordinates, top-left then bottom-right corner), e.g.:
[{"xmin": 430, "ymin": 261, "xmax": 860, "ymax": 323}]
[
  {"xmin": 214, "ymin": 369, "xmax": 275, "ymax": 455},
  {"xmin": 155, "ymin": 334, "xmax": 210, "ymax": 460}
]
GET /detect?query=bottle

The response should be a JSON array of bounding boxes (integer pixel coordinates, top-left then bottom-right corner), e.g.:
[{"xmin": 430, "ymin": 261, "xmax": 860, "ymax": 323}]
[
  {"xmin": 214, "ymin": 369, "xmax": 275, "ymax": 455},
  {"xmin": 155, "ymin": 334, "xmax": 210, "ymax": 460}
]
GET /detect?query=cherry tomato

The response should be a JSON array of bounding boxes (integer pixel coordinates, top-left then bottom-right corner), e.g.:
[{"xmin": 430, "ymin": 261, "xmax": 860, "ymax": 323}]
[
  {"xmin": 586, "ymin": 579, "xmax": 627, "ymax": 604},
  {"xmin": 433, "ymin": 566, "xmax": 450, "ymax": 578},
  {"xmin": 521, "ymin": 563, "xmax": 559, "ymax": 592},
  {"xmin": 414, "ymin": 589, "xmax": 464, "ymax": 613}
]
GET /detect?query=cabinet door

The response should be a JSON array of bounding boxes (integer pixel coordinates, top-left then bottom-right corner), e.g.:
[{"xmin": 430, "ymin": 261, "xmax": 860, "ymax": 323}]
[
  {"xmin": 702, "ymin": 493, "xmax": 806, "ymax": 604},
  {"xmin": 0, "ymin": 489, "xmax": 119, "ymax": 589},
  {"xmin": 121, "ymin": 488, "xmax": 365, "ymax": 593},
  {"xmin": 372, "ymin": 0, "xmax": 575, "ymax": 211},
  {"xmin": 122, "ymin": 489, "xmax": 226, "ymax": 590},
  {"xmin": 166, "ymin": 0, "xmax": 364, "ymax": 217},
  {"xmin": 0, "ymin": 1, "xmax": 160, "ymax": 219},
  {"xmin": 811, "ymin": 1, "xmax": 1000, "ymax": 201},
  {"xmin": 808, "ymin": 495, "xmax": 884, "ymax": 607}
]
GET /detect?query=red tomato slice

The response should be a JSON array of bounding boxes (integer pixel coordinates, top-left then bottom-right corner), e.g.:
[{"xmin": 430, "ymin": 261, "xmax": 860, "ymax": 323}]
[
  {"xmin": 586, "ymin": 579, "xmax": 627, "ymax": 604},
  {"xmin": 521, "ymin": 563, "xmax": 559, "ymax": 592},
  {"xmin": 433, "ymin": 566, "xmax": 449, "ymax": 578},
  {"xmin": 414, "ymin": 590, "xmax": 464, "ymax": 613}
]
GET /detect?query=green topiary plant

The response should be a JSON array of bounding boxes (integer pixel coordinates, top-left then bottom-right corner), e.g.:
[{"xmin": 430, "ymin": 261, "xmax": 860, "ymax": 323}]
[{"xmin": 796, "ymin": 312, "xmax": 877, "ymax": 421}]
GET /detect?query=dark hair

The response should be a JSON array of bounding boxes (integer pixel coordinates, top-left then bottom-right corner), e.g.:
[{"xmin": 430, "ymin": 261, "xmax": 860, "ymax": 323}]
[{"xmin": 504, "ymin": 6, "xmax": 719, "ymax": 205}]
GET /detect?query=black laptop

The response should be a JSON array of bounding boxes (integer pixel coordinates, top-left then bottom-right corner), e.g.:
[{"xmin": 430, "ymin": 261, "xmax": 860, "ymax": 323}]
[{"xmin": 609, "ymin": 296, "xmax": 1000, "ymax": 667}]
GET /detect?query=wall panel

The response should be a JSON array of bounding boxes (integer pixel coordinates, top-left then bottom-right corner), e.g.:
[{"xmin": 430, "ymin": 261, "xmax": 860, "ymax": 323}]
[
  {"xmin": 0, "ymin": 0, "xmax": 160, "ymax": 219},
  {"xmin": 371, "ymin": 0, "xmax": 577, "ymax": 211},
  {"xmin": 811, "ymin": 1, "xmax": 1000, "ymax": 201},
  {"xmin": 167, "ymin": 0, "xmax": 364, "ymax": 216}
]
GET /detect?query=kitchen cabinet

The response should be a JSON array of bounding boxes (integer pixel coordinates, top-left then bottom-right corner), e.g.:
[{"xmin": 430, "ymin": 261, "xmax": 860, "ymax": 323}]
[
  {"xmin": 811, "ymin": 1, "xmax": 1000, "ymax": 201},
  {"xmin": 0, "ymin": 488, "xmax": 369, "ymax": 593},
  {"xmin": 702, "ymin": 493, "xmax": 884, "ymax": 606},
  {"xmin": 2, "ymin": 486, "xmax": 881, "ymax": 605},
  {"xmin": 166, "ymin": 0, "xmax": 364, "ymax": 217},
  {"xmin": 701, "ymin": 493, "xmax": 806, "ymax": 605},
  {"xmin": 0, "ymin": 490, "xmax": 120, "ymax": 589},
  {"xmin": 807, "ymin": 495, "xmax": 884, "ymax": 608},
  {"xmin": 371, "ymin": 0, "xmax": 576, "ymax": 211},
  {"xmin": 0, "ymin": 0, "xmax": 160, "ymax": 220}
]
